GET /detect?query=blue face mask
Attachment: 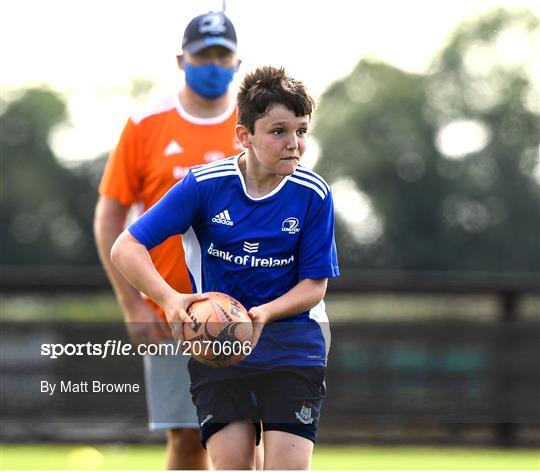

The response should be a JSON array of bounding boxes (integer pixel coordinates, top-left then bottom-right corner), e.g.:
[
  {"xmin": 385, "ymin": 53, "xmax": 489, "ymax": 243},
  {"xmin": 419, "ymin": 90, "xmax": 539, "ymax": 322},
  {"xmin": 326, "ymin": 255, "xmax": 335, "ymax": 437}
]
[{"xmin": 184, "ymin": 62, "xmax": 236, "ymax": 99}]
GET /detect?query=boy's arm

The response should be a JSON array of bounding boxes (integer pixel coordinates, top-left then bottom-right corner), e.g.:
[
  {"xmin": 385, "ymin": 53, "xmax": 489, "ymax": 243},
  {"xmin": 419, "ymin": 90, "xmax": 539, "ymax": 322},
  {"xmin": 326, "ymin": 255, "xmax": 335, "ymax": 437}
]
[
  {"xmin": 94, "ymin": 195, "xmax": 169, "ymax": 344},
  {"xmin": 111, "ymin": 229, "xmax": 206, "ymax": 329},
  {"xmin": 110, "ymin": 171, "xmax": 203, "ymax": 333},
  {"xmin": 248, "ymin": 278, "xmax": 328, "ymax": 348}
]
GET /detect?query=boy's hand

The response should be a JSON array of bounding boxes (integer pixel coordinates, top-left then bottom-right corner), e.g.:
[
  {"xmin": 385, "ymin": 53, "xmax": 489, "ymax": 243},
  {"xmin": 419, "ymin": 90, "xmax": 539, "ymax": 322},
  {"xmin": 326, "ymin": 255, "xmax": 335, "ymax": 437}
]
[
  {"xmin": 247, "ymin": 305, "xmax": 270, "ymax": 352},
  {"xmin": 163, "ymin": 292, "xmax": 208, "ymax": 341}
]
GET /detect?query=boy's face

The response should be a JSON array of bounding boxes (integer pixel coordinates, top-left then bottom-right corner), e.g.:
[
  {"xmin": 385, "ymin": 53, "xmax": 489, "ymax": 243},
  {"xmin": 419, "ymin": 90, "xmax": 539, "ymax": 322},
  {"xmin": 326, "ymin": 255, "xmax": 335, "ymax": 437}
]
[{"xmin": 237, "ymin": 104, "xmax": 309, "ymax": 176}]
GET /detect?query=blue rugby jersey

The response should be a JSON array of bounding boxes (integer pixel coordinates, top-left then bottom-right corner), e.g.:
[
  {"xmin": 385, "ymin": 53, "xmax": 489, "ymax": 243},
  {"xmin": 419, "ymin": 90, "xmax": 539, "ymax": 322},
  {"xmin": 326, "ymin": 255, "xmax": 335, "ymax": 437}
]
[{"xmin": 129, "ymin": 154, "xmax": 339, "ymax": 369}]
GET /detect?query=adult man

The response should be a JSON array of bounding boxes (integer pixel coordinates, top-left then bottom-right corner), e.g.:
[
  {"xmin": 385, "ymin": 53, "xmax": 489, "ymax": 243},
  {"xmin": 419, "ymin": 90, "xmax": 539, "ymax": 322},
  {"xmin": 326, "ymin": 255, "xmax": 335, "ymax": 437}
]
[{"xmin": 94, "ymin": 11, "xmax": 240, "ymax": 469}]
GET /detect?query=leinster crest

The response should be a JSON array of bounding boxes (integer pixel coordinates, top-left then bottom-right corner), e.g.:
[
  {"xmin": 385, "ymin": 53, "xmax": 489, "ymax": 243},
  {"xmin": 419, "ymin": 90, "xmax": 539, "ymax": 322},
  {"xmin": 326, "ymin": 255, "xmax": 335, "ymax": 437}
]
[{"xmin": 295, "ymin": 402, "xmax": 315, "ymax": 425}]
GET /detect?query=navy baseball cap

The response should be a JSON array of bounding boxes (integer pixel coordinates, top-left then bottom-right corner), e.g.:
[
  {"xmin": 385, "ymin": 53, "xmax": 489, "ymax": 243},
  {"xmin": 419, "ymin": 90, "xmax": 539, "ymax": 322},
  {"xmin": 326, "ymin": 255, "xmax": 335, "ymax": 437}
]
[{"xmin": 182, "ymin": 12, "xmax": 237, "ymax": 54}]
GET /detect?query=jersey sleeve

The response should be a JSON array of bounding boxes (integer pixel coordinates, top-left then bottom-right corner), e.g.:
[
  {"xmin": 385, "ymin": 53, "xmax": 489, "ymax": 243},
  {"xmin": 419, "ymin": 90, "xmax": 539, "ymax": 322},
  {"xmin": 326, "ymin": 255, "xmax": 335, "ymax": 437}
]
[
  {"xmin": 297, "ymin": 191, "xmax": 340, "ymax": 280},
  {"xmin": 128, "ymin": 171, "xmax": 201, "ymax": 250},
  {"xmin": 98, "ymin": 118, "xmax": 143, "ymax": 206}
]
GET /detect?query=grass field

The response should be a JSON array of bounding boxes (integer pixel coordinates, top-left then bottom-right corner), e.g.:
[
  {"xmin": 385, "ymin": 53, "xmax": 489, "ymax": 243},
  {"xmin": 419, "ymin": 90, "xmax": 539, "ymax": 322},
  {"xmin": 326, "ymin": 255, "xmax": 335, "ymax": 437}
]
[{"xmin": 1, "ymin": 444, "xmax": 539, "ymax": 470}]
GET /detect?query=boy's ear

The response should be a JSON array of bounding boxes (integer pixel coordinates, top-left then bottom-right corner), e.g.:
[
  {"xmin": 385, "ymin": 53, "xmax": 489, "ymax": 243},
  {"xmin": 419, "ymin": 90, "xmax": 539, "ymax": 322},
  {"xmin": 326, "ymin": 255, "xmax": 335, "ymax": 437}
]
[{"xmin": 235, "ymin": 124, "xmax": 251, "ymax": 148}]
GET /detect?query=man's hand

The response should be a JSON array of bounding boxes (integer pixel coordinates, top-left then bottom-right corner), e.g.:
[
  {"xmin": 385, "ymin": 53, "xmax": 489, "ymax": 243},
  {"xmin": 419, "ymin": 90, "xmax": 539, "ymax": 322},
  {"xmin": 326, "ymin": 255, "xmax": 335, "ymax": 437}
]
[{"xmin": 123, "ymin": 299, "xmax": 170, "ymax": 346}]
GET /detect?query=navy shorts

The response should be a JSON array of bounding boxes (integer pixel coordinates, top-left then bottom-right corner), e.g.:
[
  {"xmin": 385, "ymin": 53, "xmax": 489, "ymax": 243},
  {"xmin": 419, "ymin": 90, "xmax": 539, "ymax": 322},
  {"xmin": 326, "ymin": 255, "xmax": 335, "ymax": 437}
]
[{"xmin": 189, "ymin": 366, "xmax": 326, "ymax": 448}]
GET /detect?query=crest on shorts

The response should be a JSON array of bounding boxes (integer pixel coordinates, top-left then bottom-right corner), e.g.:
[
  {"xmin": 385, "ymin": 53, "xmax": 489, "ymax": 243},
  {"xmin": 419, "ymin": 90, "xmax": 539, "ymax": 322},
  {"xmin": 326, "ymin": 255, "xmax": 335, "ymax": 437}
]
[{"xmin": 295, "ymin": 402, "xmax": 315, "ymax": 425}]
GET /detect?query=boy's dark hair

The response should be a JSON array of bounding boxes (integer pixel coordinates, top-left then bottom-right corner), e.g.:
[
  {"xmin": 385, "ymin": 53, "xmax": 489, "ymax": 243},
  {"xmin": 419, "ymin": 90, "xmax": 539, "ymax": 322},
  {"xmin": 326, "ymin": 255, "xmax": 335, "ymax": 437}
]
[{"xmin": 237, "ymin": 66, "xmax": 315, "ymax": 133}]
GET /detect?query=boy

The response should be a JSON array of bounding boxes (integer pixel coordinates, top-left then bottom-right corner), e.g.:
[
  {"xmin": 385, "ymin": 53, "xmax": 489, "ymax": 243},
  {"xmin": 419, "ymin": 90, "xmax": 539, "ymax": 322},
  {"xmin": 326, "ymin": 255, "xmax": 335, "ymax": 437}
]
[{"xmin": 111, "ymin": 66, "xmax": 339, "ymax": 469}]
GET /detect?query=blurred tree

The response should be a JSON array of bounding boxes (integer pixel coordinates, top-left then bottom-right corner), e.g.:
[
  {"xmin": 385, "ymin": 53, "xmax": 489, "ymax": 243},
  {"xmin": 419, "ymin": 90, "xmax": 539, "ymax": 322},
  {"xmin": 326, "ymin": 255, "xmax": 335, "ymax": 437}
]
[
  {"xmin": 314, "ymin": 8, "xmax": 539, "ymax": 271},
  {"xmin": 0, "ymin": 88, "xmax": 99, "ymax": 265}
]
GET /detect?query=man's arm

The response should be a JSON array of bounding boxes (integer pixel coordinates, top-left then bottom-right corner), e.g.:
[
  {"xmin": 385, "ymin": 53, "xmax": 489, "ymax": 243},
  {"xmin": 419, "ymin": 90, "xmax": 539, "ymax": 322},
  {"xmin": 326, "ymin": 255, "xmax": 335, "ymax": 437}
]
[{"xmin": 94, "ymin": 195, "xmax": 169, "ymax": 344}]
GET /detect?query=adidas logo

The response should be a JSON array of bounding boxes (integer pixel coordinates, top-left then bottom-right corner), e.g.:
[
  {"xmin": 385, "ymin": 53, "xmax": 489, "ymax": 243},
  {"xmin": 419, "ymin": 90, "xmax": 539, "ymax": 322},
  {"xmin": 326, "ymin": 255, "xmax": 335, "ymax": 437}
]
[
  {"xmin": 164, "ymin": 140, "xmax": 183, "ymax": 156},
  {"xmin": 211, "ymin": 209, "xmax": 234, "ymax": 226},
  {"xmin": 200, "ymin": 414, "xmax": 213, "ymax": 427}
]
